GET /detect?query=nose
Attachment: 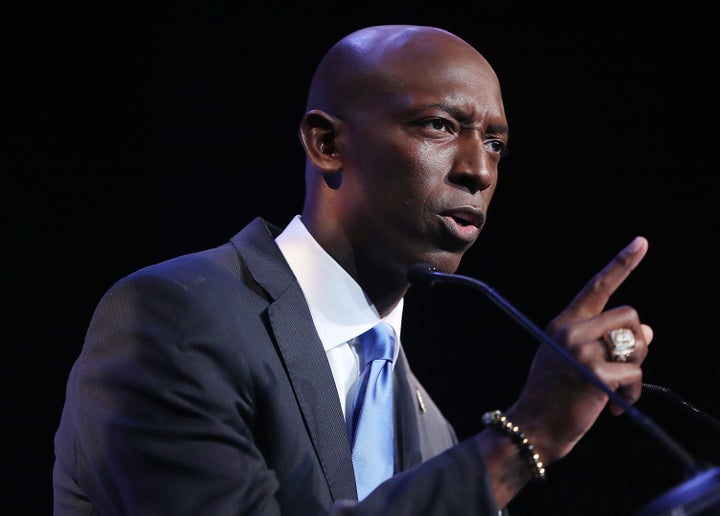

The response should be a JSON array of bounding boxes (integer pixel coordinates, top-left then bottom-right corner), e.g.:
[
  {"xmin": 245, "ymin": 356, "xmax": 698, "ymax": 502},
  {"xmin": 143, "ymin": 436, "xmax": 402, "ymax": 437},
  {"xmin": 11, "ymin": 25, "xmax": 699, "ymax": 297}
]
[{"xmin": 447, "ymin": 133, "xmax": 495, "ymax": 194}]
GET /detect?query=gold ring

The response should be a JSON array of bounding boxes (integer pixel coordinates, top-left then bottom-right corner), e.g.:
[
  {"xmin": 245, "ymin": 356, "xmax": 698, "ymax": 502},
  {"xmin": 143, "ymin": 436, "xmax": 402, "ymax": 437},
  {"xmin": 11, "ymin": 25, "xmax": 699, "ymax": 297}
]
[{"xmin": 606, "ymin": 328, "xmax": 636, "ymax": 362}]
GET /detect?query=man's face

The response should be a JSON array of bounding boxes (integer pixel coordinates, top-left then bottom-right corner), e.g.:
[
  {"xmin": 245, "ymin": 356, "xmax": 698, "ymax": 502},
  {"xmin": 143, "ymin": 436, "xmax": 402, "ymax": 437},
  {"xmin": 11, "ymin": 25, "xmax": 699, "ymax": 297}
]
[{"xmin": 335, "ymin": 41, "xmax": 508, "ymax": 275}]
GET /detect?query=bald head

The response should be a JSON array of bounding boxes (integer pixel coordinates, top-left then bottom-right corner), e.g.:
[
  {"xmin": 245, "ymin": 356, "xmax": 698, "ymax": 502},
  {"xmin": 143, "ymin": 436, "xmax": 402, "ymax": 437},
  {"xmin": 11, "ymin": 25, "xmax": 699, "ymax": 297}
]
[
  {"xmin": 298, "ymin": 24, "xmax": 508, "ymax": 288},
  {"xmin": 305, "ymin": 25, "xmax": 498, "ymax": 116}
]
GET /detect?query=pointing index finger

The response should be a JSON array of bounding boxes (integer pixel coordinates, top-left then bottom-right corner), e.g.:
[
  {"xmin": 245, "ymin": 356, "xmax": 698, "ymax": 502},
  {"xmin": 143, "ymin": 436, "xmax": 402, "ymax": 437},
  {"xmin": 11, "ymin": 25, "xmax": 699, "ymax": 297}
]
[{"xmin": 565, "ymin": 236, "xmax": 649, "ymax": 318}]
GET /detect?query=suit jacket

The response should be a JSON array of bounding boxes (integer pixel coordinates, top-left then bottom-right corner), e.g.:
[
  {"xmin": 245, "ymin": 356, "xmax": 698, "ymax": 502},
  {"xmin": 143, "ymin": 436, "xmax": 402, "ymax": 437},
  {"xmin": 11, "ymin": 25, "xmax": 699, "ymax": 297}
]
[{"xmin": 53, "ymin": 217, "xmax": 498, "ymax": 515}]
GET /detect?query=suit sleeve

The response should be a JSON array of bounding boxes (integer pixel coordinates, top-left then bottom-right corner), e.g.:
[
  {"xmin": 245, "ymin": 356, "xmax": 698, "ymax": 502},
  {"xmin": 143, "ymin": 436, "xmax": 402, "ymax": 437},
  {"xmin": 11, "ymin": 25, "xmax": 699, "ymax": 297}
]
[
  {"xmin": 54, "ymin": 270, "xmax": 284, "ymax": 515},
  {"xmin": 330, "ymin": 438, "xmax": 499, "ymax": 516},
  {"xmin": 54, "ymin": 263, "xmax": 500, "ymax": 515}
]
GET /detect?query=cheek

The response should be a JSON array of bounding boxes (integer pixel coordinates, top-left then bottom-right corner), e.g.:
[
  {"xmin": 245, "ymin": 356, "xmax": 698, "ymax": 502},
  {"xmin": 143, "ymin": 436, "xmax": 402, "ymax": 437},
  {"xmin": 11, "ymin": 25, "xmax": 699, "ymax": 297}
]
[
  {"xmin": 397, "ymin": 141, "xmax": 453, "ymax": 187},
  {"xmin": 485, "ymin": 180, "xmax": 499, "ymax": 202},
  {"xmin": 354, "ymin": 142, "xmax": 432, "ymax": 197},
  {"xmin": 420, "ymin": 142, "xmax": 453, "ymax": 170},
  {"xmin": 350, "ymin": 134, "xmax": 455, "ymax": 214},
  {"xmin": 388, "ymin": 144, "xmax": 454, "ymax": 210},
  {"xmin": 355, "ymin": 127, "xmax": 447, "ymax": 173}
]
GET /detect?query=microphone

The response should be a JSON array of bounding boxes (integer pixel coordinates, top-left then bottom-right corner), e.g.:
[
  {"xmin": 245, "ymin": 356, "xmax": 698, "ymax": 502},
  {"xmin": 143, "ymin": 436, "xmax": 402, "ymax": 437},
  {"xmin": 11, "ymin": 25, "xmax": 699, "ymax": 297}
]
[
  {"xmin": 407, "ymin": 263, "xmax": 720, "ymax": 516},
  {"xmin": 642, "ymin": 383, "xmax": 720, "ymax": 436}
]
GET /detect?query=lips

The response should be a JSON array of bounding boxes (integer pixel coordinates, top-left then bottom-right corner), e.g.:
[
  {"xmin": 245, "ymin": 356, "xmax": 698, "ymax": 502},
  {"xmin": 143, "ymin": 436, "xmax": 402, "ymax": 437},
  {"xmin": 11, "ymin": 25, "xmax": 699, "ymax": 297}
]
[
  {"xmin": 446, "ymin": 210, "xmax": 481, "ymax": 227},
  {"xmin": 439, "ymin": 207, "xmax": 484, "ymax": 242},
  {"xmin": 443, "ymin": 206, "xmax": 484, "ymax": 227}
]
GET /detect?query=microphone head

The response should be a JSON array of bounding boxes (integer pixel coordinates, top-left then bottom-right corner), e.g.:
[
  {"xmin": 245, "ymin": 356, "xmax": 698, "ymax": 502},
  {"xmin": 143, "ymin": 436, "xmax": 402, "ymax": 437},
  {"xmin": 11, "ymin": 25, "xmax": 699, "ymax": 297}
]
[{"xmin": 407, "ymin": 263, "xmax": 437, "ymax": 287}]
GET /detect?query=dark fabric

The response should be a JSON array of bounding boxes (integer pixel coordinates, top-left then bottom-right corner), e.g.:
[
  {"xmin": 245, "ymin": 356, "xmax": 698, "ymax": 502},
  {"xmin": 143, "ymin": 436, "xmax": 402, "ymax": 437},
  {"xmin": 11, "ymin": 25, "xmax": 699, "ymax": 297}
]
[{"xmin": 53, "ymin": 217, "xmax": 499, "ymax": 515}]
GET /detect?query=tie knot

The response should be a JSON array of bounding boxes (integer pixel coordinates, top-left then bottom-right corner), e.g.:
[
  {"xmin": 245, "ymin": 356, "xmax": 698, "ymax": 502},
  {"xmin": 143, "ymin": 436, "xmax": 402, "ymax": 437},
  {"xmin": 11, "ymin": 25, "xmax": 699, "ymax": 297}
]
[{"xmin": 360, "ymin": 322, "xmax": 395, "ymax": 363}]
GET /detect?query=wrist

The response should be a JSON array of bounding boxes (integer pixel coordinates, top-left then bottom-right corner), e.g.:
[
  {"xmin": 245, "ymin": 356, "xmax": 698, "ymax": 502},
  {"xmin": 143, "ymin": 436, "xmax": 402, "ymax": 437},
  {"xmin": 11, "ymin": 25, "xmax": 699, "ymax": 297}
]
[{"xmin": 482, "ymin": 410, "xmax": 546, "ymax": 483}]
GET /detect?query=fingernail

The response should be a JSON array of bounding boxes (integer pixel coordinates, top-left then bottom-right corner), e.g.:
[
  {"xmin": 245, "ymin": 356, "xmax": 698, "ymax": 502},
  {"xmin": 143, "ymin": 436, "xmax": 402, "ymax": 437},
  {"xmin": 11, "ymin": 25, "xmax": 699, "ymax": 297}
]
[{"xmin": 626, "ymin": 236, "xmax": 644, "ymax": 253}]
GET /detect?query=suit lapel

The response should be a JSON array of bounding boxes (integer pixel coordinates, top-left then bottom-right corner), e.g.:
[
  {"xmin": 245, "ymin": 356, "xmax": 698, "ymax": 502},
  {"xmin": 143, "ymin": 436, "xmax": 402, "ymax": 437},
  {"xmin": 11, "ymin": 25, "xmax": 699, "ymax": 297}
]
[
  {"xmin": 231, "ymin": 218, "xmax": 358, "ymax": 501},
  {"xmin": 393, "ymin": 348, "xmax": 425, "ymax": 471},
  {"xmin": 269, "ymin": 289, "xmax": 358, "ymax": 500}
]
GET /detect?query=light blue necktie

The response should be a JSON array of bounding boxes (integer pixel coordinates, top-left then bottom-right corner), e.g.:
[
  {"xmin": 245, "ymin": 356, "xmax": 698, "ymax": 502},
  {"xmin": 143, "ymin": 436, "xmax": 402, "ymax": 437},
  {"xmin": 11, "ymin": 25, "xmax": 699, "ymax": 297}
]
[{"xmin": 350, "ymin": 322, "xmax": 395, "ymax": 500}]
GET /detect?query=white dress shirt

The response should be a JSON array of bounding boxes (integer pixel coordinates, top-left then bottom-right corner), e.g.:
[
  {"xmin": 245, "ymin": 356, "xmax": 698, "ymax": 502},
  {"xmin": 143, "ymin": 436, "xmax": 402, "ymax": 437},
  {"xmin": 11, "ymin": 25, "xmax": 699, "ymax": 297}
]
[{"xmin": 275, "ymin": 215, "xmax": 402, "ymax": 420}]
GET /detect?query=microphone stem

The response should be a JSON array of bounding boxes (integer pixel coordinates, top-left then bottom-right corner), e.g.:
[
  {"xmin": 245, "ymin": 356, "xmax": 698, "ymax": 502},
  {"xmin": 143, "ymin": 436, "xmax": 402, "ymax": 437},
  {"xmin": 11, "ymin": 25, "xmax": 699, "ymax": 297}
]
[
  {"xmin": 428, "ymin": 271, "xmax": 703, "ymax": 476},
  {"xmin": 642, "ymin": 383, "xmax": 720, "ymax": 435}
]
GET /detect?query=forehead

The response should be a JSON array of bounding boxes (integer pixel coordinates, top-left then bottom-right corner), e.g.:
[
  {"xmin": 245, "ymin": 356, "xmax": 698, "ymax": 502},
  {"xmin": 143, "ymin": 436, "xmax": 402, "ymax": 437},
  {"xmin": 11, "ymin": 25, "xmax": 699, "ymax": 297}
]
[
  {"xmin": 346, "ymin": 30, "xmax": 504, "ymax": 115},
  {"xmin": 364, "ymin": 54, "xmax": 506, "ymax": 124}
]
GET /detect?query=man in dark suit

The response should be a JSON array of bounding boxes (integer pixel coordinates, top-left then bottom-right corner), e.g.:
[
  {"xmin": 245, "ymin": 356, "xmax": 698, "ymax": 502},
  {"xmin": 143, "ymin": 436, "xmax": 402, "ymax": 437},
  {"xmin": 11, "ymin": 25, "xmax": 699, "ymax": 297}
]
[{"xmin": 53, "ymin": 24, "xmax": 652, "ymax": 514}]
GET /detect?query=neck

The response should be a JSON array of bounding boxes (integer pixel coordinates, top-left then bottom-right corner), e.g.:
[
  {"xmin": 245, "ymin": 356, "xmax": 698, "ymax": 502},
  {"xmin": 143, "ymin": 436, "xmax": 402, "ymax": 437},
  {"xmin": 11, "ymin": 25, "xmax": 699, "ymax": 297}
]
[{"xmin": 301, "ymin": 210, "xmax": 410, "ymax": 317}]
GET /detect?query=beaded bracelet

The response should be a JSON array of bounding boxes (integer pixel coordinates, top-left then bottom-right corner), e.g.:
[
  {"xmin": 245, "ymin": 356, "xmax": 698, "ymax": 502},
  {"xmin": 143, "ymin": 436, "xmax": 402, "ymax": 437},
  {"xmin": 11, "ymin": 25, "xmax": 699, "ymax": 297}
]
[{"xmin": 482, "ymin": 410, "xmax": 546, "ymax": 483}]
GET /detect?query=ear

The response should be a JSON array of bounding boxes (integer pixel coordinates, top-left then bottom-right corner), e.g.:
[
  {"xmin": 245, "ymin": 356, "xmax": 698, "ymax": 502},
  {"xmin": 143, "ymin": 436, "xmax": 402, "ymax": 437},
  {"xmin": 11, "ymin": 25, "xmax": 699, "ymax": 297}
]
[{"xmin": 299, "ymin": 110, "xmax": 342, "ymax": 172}]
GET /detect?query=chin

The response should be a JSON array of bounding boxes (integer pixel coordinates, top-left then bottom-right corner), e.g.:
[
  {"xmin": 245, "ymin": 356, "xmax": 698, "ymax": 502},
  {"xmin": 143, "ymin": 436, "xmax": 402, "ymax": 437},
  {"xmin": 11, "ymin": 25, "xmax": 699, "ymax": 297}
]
[{"xmin": 416, "ymin": 252, "xmax": 465, "ymax": 275}]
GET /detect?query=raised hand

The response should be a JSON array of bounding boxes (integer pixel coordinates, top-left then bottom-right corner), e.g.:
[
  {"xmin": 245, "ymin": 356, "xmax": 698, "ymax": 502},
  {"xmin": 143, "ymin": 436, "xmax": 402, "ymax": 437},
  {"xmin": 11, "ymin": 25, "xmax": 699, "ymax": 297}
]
[{"xmin": 506, "ymin": 236, "xmax": 653, "ymax": 465}]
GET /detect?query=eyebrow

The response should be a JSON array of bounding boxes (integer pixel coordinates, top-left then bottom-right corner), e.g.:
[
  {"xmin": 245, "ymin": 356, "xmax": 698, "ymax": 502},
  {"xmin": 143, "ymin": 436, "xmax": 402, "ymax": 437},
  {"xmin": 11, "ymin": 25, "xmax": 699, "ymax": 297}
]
[
  {"xmin": 486, "ymin": 122, "xmax": 510, "ymax": 136},
  {"xmin": 415, "ymin": 103, "xmax": 509, "ymax": 135}
]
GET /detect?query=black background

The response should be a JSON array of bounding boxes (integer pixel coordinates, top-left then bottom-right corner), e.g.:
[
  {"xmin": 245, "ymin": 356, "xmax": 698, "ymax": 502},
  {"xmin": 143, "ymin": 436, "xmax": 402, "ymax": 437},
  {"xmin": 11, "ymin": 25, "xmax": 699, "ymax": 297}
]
[{"xmin": 8, "ymin": 1, "xmax": 720, "ymax": 514}]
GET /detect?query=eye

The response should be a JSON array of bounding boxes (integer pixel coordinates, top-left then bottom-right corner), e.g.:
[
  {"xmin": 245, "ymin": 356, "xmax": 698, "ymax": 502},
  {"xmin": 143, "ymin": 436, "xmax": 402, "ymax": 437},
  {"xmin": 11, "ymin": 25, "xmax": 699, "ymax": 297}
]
[
  {"xmin": 485, "ymin": 138, "xmax": 507, "ymax": 157},
  {"xmin": 420, "ymin": 118, "xmax": 454, "ymax": 133}
]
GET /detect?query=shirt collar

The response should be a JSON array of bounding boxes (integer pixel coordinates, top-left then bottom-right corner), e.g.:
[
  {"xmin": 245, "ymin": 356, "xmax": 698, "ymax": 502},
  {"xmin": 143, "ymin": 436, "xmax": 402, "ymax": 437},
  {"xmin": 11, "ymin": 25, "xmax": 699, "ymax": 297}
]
[{"xmin": 275, "ymin": 215, "xmax": 403, "ymax": 352}]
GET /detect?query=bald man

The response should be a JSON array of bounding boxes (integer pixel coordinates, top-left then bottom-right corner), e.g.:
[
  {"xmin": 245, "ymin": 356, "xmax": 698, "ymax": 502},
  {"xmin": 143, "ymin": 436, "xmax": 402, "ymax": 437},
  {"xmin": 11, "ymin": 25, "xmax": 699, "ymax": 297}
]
[{"xmin": 53, "ymin": 25, "xmax": 652, "ymax": 515}]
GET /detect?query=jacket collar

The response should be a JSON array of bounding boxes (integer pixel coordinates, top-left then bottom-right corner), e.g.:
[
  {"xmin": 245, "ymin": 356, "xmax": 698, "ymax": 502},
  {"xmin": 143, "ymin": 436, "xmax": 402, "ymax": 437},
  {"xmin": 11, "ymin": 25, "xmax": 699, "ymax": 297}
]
[{"xmin": 230, "ymin": 217, "xmax": 358, "ymax": 500}]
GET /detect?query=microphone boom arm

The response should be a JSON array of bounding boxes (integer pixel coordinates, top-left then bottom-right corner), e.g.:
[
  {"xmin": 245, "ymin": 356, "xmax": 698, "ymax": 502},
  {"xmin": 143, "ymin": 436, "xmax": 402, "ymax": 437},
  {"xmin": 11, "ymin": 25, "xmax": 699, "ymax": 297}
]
[{"xmin": 409, "ymin": 265, "xmax": 702, "ymax": 476}]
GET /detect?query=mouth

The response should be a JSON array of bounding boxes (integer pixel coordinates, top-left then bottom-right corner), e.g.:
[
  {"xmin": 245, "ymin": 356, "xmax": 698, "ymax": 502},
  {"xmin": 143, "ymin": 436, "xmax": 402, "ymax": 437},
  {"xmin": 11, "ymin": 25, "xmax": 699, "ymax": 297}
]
[
  {"xmin": 446, "ymin": 209, "xmax": 481, "ymax": 227},
  {"xmin": 439, "ymin": 208, "xmax": 484, "ymax": 242}
]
